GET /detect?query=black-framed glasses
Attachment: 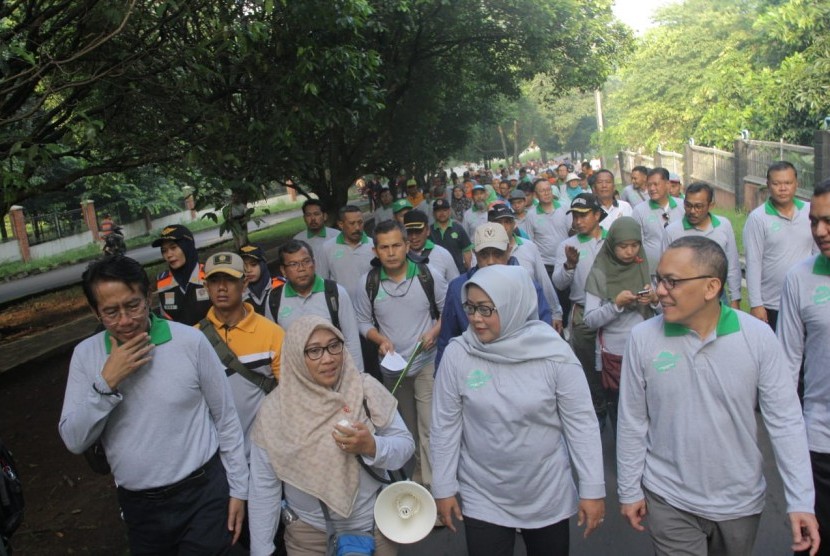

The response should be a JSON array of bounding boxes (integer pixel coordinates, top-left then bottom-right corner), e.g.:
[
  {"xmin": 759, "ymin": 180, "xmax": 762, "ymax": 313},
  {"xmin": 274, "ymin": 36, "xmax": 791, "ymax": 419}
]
[
  {"xmin": 661, "ymin": 212, "xmax": 670, "ymax": 228},
  {"xmin": 304, "ymin": 340, "xmax": 344, "ymax": 360},
  {"xmin": 284, "ymin": 258, "xmax": 314, "ymax": 270},
  {"xmin": 462, "ymin": 302, "xmax": 498, "ymax": 317},
  {"xmin": 99, "ymin": 298, "xmax": 147, "ymax": 324},
  {"xmin": 652, "ymin": 273, "xmax": 714, "ymax": 291}
]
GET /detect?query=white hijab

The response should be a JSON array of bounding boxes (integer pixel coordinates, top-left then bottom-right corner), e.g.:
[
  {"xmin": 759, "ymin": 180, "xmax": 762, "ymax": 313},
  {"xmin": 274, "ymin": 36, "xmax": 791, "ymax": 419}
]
[{"xmin": 455, "ymin": 265, "xmax": 580, "ymax": 365}]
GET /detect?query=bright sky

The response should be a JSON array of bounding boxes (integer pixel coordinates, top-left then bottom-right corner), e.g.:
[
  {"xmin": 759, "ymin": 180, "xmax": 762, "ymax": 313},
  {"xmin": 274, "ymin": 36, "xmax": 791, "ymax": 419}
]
[{"xmin": 613, "ymin": 0, "xmax": 676, "ymax": 35}]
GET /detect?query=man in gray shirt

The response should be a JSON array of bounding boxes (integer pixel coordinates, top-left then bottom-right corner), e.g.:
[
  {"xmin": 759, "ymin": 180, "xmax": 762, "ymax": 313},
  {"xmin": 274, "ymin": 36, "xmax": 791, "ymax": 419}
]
[
  {"xmin": 618, "ymin": 236, "xmax": 819, "ymax": 556},
  {"xmin": 293, "ymin": 199, "xmax": 339, "ymax": 256},
  {"xmin": 317, "ymin": 205, "xmax": 375, "ymax": 300},
  {"xmin": 745, "ymin": 161, "xmax": 814, "ymax": 330},
  {"xmin": 59, "ymin": 256, "xmax": 249, "ymax": 553},
  {"xmin": 662, "ymin": 182, "xmax": 742, "ymax": 308},
  {"xmin": 621, "ymin": 165, "xmax": 650, "ymax": 206},
  {"xmin": 552, "ymin": 193, "xmax": 608, "ymax": 426},
  {"xmin": 632, "ymin": 167, "xmax": 684, "ymax": 275},
  {"xmin": 778, "ymin": 178, "xmax": 830, "ymax": 552},
  {"xmin": 353, "ymin": 220, "xmax": 446, "ymax": 489},
  {"xmin": 372, "ymin": 185, "xmax": 395, "ymax": 224}
]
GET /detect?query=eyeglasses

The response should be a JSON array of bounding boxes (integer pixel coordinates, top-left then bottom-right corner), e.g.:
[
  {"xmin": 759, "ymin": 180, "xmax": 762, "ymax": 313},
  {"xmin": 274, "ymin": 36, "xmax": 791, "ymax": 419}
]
[
  {"xmin": 683, "ymin": 202, "xmax": 709, "ymax": 212},
  {"xmin": 661, "ymin": 212, "xmax": 670, "ymax": 228},
  {"xmin": 283, "ymin": 258, "xmax": 314, "ymax": 270},
  {"xmin": 99, "ymin": 298, "xmax": 147, "ymax": 324},
  {"xmin": 652, "ymin": 273, "xmax": 714, "ymax": 291},
  {"xmin": 304, "ymin": 340, "xmax": 344, "ymax": 360},
  {"xmin": 462, "ymin": 302, "xmax": 498, "ymax": 317}
]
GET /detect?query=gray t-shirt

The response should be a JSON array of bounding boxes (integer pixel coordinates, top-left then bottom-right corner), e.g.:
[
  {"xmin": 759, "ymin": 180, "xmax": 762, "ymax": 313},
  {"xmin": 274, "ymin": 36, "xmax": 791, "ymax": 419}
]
[
  {"xmin": 319, "ymin": 232, "xmax": 375, "ymax": 301},
  {"xmin": 632, "ymin": 197, "xmax": 684, "ymax": 275},
  {"xmin": 617, "ymin": 307, "xmax": 814, "ymax": 520},
  {"xmin": 526, "ymin": 203, "xmax": 571, "ymax": 266},
  {"xmin": 621, "ymin": 184, "xmax": 649, "ymax": 206},
  {"xmin": 510, "ymin": 237, "xmax": 561, "ymax": 319}
]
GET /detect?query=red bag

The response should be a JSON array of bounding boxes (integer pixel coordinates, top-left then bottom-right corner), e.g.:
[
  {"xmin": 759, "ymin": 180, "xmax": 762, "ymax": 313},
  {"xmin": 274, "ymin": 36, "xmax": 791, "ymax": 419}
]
[{"xmin": 599, "ymin": 330, "xmax": 623, "ymax": 391}]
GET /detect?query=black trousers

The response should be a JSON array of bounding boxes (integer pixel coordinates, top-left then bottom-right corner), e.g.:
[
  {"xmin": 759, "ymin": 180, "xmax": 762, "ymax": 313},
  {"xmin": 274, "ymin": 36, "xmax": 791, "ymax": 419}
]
[
  {"xmin": 464, "ymin": 515, "xmax": 569, "ymax": 556},
  {"xmin": 117, "ymin": 452, "xmax": 231, "ymax": 556},
  {"xmin": 797, "ymin": 451, "xmax": 830, "ymax": 556}
]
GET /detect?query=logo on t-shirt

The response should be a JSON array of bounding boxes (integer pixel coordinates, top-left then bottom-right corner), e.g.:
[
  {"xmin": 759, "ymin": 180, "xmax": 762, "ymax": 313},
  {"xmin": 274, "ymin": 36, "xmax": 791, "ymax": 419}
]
[
  {"xmin": 279, "ymin": 306, "xmax": 293, "ymax": 319},
  {"xmin": 653, "ymin": 351, "xmax": 680, "ymax": 373},
  {"xmin": 451, "ymin": 232, "xmax": 458, "ymax": 239},
  {"xmin": 334, "ymin": 247, "xmax": 345, "ymax": 259},
  {"xmin": 813, "ymin": 286, "xmax": 830, "ymax": 305},
  {"xmin": 466, "ymin": 369, "xmax": 492, "ymax": 389},
  {"xmin": 770, "ymin": 221, "xmax": 782, "ymax": 233}
]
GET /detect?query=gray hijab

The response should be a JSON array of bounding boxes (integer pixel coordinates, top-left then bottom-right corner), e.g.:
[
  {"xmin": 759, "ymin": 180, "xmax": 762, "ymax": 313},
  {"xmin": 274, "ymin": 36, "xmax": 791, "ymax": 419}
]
[{"xmin": 454, "ymin": 265, "xmax": 580, "ymax": 365}]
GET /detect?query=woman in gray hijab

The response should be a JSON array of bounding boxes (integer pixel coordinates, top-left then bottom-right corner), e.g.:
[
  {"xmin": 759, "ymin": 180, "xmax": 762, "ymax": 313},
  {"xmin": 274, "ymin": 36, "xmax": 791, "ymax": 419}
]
[{"xmin": 430, "ymin": 265, "xmax": 605, "ymax": 556}]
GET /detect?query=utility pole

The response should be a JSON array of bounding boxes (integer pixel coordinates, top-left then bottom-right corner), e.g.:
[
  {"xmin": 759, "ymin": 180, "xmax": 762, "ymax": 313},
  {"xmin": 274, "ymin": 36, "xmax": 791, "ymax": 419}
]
[{"xmin": 594, "ymin": 89, "xmax": 605, "ymax": 168}]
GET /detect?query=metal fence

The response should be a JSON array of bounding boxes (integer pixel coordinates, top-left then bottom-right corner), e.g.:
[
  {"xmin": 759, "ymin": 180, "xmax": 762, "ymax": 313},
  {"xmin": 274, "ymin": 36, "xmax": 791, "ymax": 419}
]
[
  {"xmin": 27, "ymin": 208, "xmax": 86, "ymax": 246},
  {"xmin": 745, "ymin": 139, "xmax": 814, "ymax": 199},
  {"xmin": 688, "ymin": 145, "xmax": 736, "ymax": 192}
]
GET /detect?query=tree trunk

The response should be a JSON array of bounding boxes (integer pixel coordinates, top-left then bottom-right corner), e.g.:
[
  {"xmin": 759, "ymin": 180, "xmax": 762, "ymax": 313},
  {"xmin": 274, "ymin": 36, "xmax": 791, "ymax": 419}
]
[
  {"xmin": 498, "ymin": 124, "xmax": 509, "ymax": 162},
  {"xmin": 512, "ymin": 119, "xmax": 519, "ymax": 165}
]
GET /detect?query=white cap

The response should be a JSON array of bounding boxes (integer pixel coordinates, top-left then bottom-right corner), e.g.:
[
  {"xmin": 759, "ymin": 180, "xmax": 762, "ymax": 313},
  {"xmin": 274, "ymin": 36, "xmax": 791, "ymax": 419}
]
[
  {"xmin": 474, "ymin": 223, "xmax": 509, "ymax": 252},
  {"xmin": 566, "ymin": 172, "xmax": 580, "ymax": 183}
]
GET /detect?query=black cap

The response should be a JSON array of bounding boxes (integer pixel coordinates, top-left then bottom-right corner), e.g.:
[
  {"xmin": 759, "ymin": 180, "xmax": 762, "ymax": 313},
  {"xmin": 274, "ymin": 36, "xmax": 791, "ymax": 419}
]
[
  {"xmin": 567, "ymin": 193, "xmax": 605, "ymax": 218},
  {"xmin": 151, "ymin": 224, "xmax": 194, "ymax": 247},
  {"xmin": 403, "ymin": 209, "xmax": 429, "ymax": 230},
  {"xmin": 432, "ymin": 198, "xmax": 450, "ymax": 210},
  {"xmin": 239, "ymin": 243, "xmax": 266, "ymax": 262},
  {"xmin": 488, "ymin": 203, "xmax": 515, "ymax": 221}
]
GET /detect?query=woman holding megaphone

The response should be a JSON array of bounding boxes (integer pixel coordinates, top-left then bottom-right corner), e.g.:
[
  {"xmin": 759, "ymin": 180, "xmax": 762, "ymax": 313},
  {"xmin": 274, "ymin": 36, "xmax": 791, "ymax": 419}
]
[
  {"xmin": 431, "ymin": 265, "xmax": 606, "ymax": 555},
  {"xmin": 248, "ymin": 315, "xmax": 415, "ymax": 556}
]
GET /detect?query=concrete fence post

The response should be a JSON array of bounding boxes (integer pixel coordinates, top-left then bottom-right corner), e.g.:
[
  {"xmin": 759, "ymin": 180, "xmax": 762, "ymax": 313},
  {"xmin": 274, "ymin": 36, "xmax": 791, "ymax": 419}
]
[
  {"xmin": 653, "ymin": 150, "xmax": 663, "ymax": 169},
  {"xmin": 684, "ymin": 143, "xmax": 694, "ymax": 185},
  {"xmin": 733, "ymin": 140, "xmax": 748, "ymax": 210},
  {"xmin": 815, "ymin": 130, "xmax": 830, "ymax": 184},
  {"xmin": 9, "ymin": 206, "xmax": 30, "ymax": 263}
]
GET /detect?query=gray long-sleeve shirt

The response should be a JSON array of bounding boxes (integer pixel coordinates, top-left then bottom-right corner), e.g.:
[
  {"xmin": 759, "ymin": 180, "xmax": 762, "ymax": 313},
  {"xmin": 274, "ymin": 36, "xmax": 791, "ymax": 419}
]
[
  {"xmin": 526, "ymin": 203, "xmax": 571, "ymax": 266},
  {"xmin": 59, "ymin": 317, "xmax": 249, "ymax": 498},
  {"xmin": 617, "ymin": 308, "xmax": 814, "ymax": 520},
  {"xmin": 552, "ymin": 230, "xmax": 607, "ymax": 306},
  {"xmin": 248, "ymin": 413, "xmax": 414, "ymax": 556},
  {"xmin": 662, "ymin": 214, "xmax": 742, "ymax": 302},
  {"xmin": 583, "ymin": 292, "xmax": 657, "ymax": 357},
  {"xmin": 431, "ymin": 342, "xmax": 605, "ymax": 528},
  {"xmin": 632, "ymin": 197, "xmax": 685, "ymax": 275},
  {"xmin": 510, "ymin": 237, "xmax": 562, "ymax": 319},
  {"xmin": 778, "ymin": 255, "xmax": 830, "ymax": 453},
  {"xmin": 744, "ymin": 199, "xmax": 814, "ymax": 311}
]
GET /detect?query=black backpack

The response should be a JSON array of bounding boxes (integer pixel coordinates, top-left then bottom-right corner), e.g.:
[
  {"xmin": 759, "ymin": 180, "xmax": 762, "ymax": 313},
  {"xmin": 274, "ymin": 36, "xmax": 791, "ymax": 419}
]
[
  {"xmin": 269, "ymin": 279, "xmax": 341, "ymax": 331},
  {"xmin": 364, "ymin": 262, "xmax": 440, "ymax": 331},
  {"xmin": 0, "ymin": 439, "xmax": 24, "ymax": 549}
]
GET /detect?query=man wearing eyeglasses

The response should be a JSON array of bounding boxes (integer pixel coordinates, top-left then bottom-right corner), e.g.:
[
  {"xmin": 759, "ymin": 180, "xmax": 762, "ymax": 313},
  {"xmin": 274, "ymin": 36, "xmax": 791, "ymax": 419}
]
[
  {"xmin": 661, "ymin": 182, "xmax": 742, "ymax": 309},
  {"xmin": 269, "ymin": 239, "xmax": 364, "ymax": 372},
  {"xmin": 617, "ymin": 236, "xmax": 819, "ymax": 556},
  {"xmin": 198, "ymin": 252, "xmax": 285, "ymax": 456},
  {"xmin": 60, "ymin": 256, "xmax": 249, "ymax": 554},
  {"xmin": 632, "ymin": 167, "xmax": 684, "ymax": 275}
]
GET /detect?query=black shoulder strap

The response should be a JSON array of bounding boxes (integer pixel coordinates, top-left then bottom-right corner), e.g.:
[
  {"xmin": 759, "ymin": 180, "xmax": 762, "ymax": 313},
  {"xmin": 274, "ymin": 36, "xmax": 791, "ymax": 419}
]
[
  {"xmin": 415, "ymin": 262, "xmax": 440, "ymax": 321},
  {"xmin": 355, "ymin": 398, "xmax": 406, "ymax": 484},
  {"xmin": 198, "ymin": 318, "xmax": 277, "ymax": 394},
  {"xmin": 365, "ymin": 266, "xmax": 382, "ymax": 331},
  {"xmin": 323, "ymin": 279, "xmax": 341, "ymax": 331},
  {"xmin": 268, "ymin": 284, "xmax": 285, "ymax": 324}
]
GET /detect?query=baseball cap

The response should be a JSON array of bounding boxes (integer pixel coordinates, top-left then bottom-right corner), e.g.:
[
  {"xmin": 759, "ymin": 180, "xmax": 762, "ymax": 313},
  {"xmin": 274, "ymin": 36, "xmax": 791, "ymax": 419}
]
[
  {"xmin": 474, "ymin": 223, "xmax": 509, "ymax": 252},
  {"xmin": 392, "ymin": 199, "xmax": 413, "ymax": 214},
  {"xmin": 433, "ymin": 198, "xmax": 450, "ymax": 210},
  {"xmin": 565, "ymin": 172, "xmax": 581, "ymax": 183},
  {"xmin": 151, "ymin": 224, "xmax": 194, "ymax": 247},
  {"xmin": 403, "ymin": 209, "xmax": 429, "ymax": 231},
  {"xmin": 509, "ymin": 189, "xmax": 526, "ymax": 200},
  {"xmin": 488, "ymin": 203, "xmax": 515, "ymax": 222},
  {"xmin": 669, "ymin": 172, "xmax": 681, "ymax": 183},
  {"xmin": 406, "ymin": 179, "xmax": 418, "ymax": 187},
  {"xmin": 472, "ymin": 183, "xmax": 486, "ymax": 191},
  {"xmin": 239, "ymin": 244, "xmax": 266, "ymax": 262},
  {"xmin": 204, "ymin": 252, "xmax": 245, "ymax": 279},
  {"xmin": 567, "ymin": 193, "xmax": 604, "ymax": 215}
]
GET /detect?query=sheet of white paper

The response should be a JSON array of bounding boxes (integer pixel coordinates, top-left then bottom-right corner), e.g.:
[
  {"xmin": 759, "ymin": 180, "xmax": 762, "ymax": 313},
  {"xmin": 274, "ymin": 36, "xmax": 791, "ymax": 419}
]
[{"xmin": 381, "ymin": 351, "xmax": 407, "ymax": 372}]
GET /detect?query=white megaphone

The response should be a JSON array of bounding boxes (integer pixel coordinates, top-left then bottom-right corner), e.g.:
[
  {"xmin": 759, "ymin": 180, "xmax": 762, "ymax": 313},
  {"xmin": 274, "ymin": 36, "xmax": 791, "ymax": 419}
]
[{"xmin": 374, "ymin": 481, "xmax": 437, "ymax": 544}]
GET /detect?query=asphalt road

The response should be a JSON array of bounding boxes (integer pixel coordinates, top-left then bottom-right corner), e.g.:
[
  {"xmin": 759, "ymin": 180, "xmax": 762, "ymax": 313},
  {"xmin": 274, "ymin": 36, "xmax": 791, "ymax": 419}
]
[{"xmin": 0, "ymin": 209, "xmax": 303, "ymax": 305}]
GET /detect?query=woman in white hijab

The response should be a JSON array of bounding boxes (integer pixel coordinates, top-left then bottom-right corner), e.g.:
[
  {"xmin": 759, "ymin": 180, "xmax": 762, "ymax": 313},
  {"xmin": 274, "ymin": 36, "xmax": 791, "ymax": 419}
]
[
  {"xmin": 431, "ymin": 265, "xmax": 605, "ymax": 556},
  {"xmin": 248, "ymin": 315, "xmax": 414, "ymax": 556}
]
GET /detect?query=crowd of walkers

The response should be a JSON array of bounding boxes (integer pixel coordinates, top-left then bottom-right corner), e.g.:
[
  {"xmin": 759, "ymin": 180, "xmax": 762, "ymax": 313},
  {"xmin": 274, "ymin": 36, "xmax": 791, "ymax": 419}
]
[{"xmin": 57, "ymin": 158, "xmax": 829, "ymax": 556}]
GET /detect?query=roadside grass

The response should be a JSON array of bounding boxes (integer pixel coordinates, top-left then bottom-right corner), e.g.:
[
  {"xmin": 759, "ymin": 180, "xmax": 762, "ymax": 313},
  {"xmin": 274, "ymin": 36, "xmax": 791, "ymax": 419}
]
[{"xmin": 712, "ymin": 207, "xmax": 748, "ymax": 254}]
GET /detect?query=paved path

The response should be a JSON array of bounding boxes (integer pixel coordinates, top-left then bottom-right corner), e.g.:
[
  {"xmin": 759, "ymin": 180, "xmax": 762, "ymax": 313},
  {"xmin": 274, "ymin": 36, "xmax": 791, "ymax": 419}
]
[{"xmin": 0, "ymin": 208, "xmax": 303, "ymax": 305}]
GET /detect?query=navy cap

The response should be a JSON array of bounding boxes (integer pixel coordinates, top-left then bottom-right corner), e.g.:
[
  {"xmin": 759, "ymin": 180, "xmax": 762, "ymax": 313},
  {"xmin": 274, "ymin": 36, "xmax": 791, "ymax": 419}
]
[{"xmin": 433, "ymin": 198, "xmax": 450, "ymax": 210}]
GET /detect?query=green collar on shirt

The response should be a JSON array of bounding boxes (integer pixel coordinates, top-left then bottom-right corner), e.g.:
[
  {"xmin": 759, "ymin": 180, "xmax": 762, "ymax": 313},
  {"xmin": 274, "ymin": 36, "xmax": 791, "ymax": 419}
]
[
  {"xmin": 104, "ymin": 313, "xmax": 172, "ymax": 354},
  {"xmin": 577, "ymin": 228, "xmax": 608, "ymax": 243},
  {"xmin": 335, "ymin": 231, "xmax": 370, "ymax": 245},
  {"xmin": 765, "ymin": 198, "xmax": 805, "ymax": 216},
  {"xmin": 681, "ymin": 213, "xmax": 720, "ymax": 231},
  {"xmin": 663, "ymin": 303, "xmax": 741, "ymax": 338},
  {"xmin": 284, "ymin": 275, "xmax": 325, "ymax": 297},
  {"xmin": 423, "ymin": 239, "xmax": 435, "ymax": 250},
  {"xmin": 536, "ymin": 200, "xmax": 561, "ymax": 214},
  {"xmin": 649, "ymin": 196, "xmax": 678, "ymax": 211},
  {"xmin": 380, "ymin": 259, "xmax": 418, "ymax": 281},
  {"xmin": 306, "ymin": 228, "xmax": 328, "ymax": 239},
  {"xmin": 514, "ymin": 235, "xmax": 524, "ymax": 246},
  {"xmin": 813, "ymin": 255, "xmax": 830, "ymax": 276},
  {"xmin": 433, "ymin": 220, "xmax": 455, "ymax": 232}
]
